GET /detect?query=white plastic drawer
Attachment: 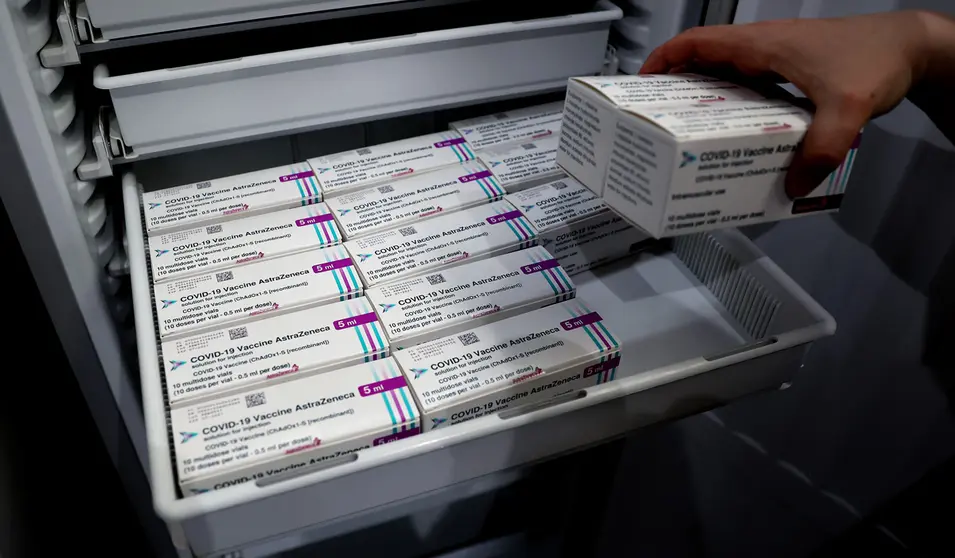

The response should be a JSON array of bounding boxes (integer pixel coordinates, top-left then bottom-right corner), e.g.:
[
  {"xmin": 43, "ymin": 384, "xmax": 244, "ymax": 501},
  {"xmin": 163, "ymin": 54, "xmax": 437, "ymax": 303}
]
[
  {"xmin": 84, "ymin": 0, "xmax": 423, "ymax": 40},
  {"xmin": 93, "ymin": 2, "xmax": 623, "ymax": 159},
  {"xmin": 123, "ymin": 172, "xmax": 834, "ymax": 556}
]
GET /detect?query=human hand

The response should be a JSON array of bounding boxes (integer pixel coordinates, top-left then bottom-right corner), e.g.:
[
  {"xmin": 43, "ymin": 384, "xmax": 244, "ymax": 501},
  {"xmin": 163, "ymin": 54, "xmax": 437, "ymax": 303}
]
[{"xmin": 641, "ymin": 11, "xmax": 934, "ymax": 198}]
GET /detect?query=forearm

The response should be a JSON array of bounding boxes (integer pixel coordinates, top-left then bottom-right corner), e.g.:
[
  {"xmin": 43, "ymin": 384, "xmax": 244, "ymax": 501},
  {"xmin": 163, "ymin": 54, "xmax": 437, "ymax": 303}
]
[{"xmin": 909, "ymin": 11, "xmax": 955, "ymax": 143}]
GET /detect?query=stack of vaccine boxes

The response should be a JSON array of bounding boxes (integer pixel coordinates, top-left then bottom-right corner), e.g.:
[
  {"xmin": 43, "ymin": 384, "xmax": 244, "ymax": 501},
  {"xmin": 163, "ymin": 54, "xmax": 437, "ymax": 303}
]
[
  {"xmin": 555, "ymin": 73, "xmax": 861, "ymax": 237},
  {"xmin": 143, "ymin": 103, "xmax": 626, "ymax": 497}
]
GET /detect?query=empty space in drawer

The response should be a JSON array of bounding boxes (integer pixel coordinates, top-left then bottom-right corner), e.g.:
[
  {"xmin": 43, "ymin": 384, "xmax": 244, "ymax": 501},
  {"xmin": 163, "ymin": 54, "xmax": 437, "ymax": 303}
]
[
  {"xmin": 93, "ymin": 1, "xmax": 622, "ymax": 158},
  {"xmin": 122, "ymin": 169, "xmax": 833, "ymax": 540}
]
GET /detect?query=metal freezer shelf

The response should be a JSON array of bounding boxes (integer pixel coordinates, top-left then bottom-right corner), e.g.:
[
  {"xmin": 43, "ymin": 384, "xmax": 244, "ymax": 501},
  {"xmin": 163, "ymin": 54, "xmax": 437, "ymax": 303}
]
[
  {"xmin": 93, "ymin": 1, "xmax": 622, "ymax": 160},
  {"xmin": 123, "ymin": 172, "xmax": 834, "ymax": 556}
]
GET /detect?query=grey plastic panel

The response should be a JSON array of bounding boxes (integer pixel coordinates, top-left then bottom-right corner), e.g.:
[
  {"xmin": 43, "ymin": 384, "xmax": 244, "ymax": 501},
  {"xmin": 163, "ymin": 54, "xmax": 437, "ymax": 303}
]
[{"xmin": 84, "ymin": 0, "xmax": 424, "ymax": 40}]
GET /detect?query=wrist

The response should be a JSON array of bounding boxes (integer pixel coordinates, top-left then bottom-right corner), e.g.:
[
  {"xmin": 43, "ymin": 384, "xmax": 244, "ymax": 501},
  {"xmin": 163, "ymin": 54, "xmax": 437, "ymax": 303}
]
[{"xmin": 914, "ymin": 10, "xmax": 955, "ymax": 87}]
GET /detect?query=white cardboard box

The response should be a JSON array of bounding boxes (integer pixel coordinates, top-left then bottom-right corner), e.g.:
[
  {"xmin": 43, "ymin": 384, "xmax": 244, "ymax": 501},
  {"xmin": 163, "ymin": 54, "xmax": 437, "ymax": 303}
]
[
  {"xmin": 366, "ymin": 246, "xmax": 574, "ymax": 349},
  {"xmin": 308, "ymin": 132, "xmax": 475, "ymax": 198},
  {"xmin": 142, "ymin": 163, "xmax": 322, "ymax": 235},
  {"xmin": 155, "ymin": 245, "xmax": 362, "ymax": 339},
  {"xmin": 507, "ymin": 178, "xmax": 649, "ymax": 275},
  {"xmin": 325, "ymin": 161, "xmax": 503, "ymax": 240},
  {"xmin": 450, "ymin": 102, "xmax": 564, "ymax": 150},
  {"xmin": 394, "ymin": 300, "xmax": 621, "ymax": 431},
  {"xmin": 557, "ymin": 74, "xmax": 860, "ymax": 237},
  {"xmin": 505, "ymin": 176, "xmax": 607, "ymax": 233},
  {"xmin": 173, "ymin": 357, "xmax": 418, "ymax": 494},
  {"xmin": 538, "ymin": 214, "xmax": 650, "ymax": 276},
  {"xmin": 477, "ymin": 135, "xmax": 566, "ymax": 193},
  {"xmin": 344, "ymin": 200, "xmax": 537, "ymax": 286},
  {"xmin": 148, "ymin": 204, "xmax": 341, "ymax": 283},
  {"xmin": 162, "ymin": 298, "xmax": 389, "ymax": 407}
]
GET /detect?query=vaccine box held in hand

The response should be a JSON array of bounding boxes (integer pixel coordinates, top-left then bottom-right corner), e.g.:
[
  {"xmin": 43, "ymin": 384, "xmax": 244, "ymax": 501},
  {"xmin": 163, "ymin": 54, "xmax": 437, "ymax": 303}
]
[
  {"xmin": 142, "ymin": 164, "xmax": 321, "ymax": 235},
  {"xmin": 148, "ymin": 204, "xmax": 341, "ymax": 283},
  {"xmin": 451, "ymin": 102, "xmax": 564, "ymax": 150},
  {"xmin": 155, "ymin": 245, "xmax": 362, "ymax": 340},
  {"xmin": 173, "ymin": 357, "xmax": 419, "ymax": 495},
  {"xmin": 395, "ymin": 300, "xmax": 621, "ymax": 431},
  {"xmin": 478, "ymin": 135, "xmax": 565, "ymax": 193},
  {"xmin": 326, "ymin": 161, "xmax": 504, "ymax": 240},
  {"xmin": 367, "ymin": 246, "xmax": 574, "ymax": 349},
  {"xmin": 162, "ymin": 298, "xmax": 389, "ymax": 407},
  {"xmin": 309, "ymin": 132, "xmax": 475, "ymax": 198},
  {"xmin": 345, "ymin": 200, "xmax": 537, "ymax": 287},
  {"xmin": 557, "ymin": 74, "xmax": 860, "ymax": 238}
]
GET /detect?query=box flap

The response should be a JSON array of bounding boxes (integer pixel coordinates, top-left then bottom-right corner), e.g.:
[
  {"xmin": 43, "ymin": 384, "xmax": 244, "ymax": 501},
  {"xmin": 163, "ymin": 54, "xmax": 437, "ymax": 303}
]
[
  {"xmin": 621, "ymin": 100, "xmax": 813, "ymax": 140},
  {"xmin": 572, "ymin": 73, "xmax": 767, "ymax": 108}
]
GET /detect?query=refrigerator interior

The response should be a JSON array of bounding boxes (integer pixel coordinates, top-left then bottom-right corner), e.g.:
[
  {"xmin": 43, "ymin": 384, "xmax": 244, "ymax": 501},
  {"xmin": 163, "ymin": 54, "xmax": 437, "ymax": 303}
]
[{"xmin": 0, "ymin": 1, "xmax": 852, "ymax": 556}]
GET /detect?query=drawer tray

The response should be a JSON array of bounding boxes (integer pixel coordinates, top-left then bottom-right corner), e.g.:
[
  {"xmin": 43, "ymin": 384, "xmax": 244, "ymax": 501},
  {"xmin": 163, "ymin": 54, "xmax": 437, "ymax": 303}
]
[
  {"xmin": 94, "ymin": 1, "xmax": 622, "ymax": 159},
  {"xmin": 123, "ymin": 172, "xmax": 833, "ymax": 555},
  {"xmin": 84, "ymin": 0, "xmax": 427, "ymax": 40}
]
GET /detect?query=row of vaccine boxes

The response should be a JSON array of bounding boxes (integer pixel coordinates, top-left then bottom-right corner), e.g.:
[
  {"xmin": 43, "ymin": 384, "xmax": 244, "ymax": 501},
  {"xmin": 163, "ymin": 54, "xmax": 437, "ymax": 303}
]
[{"xmin": 142, "ymin": 104, "xmax": 640, "ymax": 496}]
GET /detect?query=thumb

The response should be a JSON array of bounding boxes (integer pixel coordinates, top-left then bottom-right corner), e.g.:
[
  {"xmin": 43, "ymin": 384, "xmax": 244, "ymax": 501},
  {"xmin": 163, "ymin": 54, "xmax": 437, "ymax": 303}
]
[{"xmin": 785, "ymin": 103, "xmax": 867, "ymax": 199}]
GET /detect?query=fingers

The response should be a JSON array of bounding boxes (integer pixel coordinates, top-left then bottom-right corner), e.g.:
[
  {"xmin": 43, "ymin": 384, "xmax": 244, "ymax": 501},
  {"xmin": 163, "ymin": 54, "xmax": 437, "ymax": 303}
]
[
  {"xmin": 785, "ymin": 102, "xmax": 868, "ymax": 199},
  {"xmin": 641, "ymin": 25, "xmax": 768, "ymax": 75}
]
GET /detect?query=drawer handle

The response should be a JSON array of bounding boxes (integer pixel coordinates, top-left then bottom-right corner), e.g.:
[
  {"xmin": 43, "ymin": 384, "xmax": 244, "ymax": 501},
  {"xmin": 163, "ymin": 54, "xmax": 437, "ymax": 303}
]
[
  {"xmin": 166, "ymin": 57, "xmax": 244, "ymax": 71},
  {"xmin": 350, "ymin": 33, "xmax": 418, "ymax": 45},
  {"xmin": 703, "ymin": 337, "xmax": 778, "ymax": 362},
  {"xmin": 498, "ymin": 389, "xmax": 587, "ymax": 419},
  {"xmin": 254, "ymin": 453, "xmax": 359, "ymax": 487}
]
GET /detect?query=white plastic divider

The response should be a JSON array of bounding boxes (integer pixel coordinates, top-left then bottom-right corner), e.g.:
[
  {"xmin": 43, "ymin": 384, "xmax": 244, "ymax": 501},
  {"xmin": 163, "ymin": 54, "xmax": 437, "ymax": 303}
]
[
  {"xmin": 124, "ymin": 169, "xmax": 834, "ymax": 554},
  {"xmin": 94, "ymin": 1, "xmax": 623, "ymax": 159}
]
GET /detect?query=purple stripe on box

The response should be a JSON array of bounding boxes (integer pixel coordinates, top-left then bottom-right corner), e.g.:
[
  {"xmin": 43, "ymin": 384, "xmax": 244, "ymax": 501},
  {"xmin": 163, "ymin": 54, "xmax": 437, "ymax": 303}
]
[
  {"xmin": 486, "ymin": 210, "xmax": 524, "ymax": 225},
  {"xmin": 389, "ymin": 389, "xmax": 406, "ymax": 423},
  {"xmin": 521, "ymin": 259, "xmax": 560, "ymax": 274},
  {"xmin": 280, "ymin": 171, "xmax": 316, "ymax": 182},
  {"xmin": 459, "ymin": 170, "xmax": 494, "ymax": 183},
  {"xmin": 583, "ymin": 356, "xmax": 621, "ymax": 378},
  {"xmin": 296, "ymin": 214, "xmax": 335, "ymax": 226},
  {"xmin": 333, "ymin": 312, "xmax": 378, "ymax": 330},
  {"xmin": 359, "ymin": 375, "xmax": 408, "ymax": 397},
  {"xmin": 434, "ymin": 138, "xmax": 466, "ymax": 148},
  {"xmin": 373, "ymin": 426, "xmax": 421, "ymax": 446},
  {"xmin": 360, "ymin": 323, "xmax": 378, "ymax": 355},
  {"xmin": 560, "ymin": 311, "xmax": 604, "ymax": 331},
  {"xmin": 312, "ymin": 258, "xmax": 354, "ymax": 274},
  {"xmin": 587, "ymin": 324, "xmax": 612, "ymax": 351}
]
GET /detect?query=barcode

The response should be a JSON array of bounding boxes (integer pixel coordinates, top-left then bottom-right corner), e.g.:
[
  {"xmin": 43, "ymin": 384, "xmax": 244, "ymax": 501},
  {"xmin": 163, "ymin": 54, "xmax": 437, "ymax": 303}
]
[
  {"xmin": 399, "ymin": 226, "xmax": 417, "ymax": 237},
  {"xmin": 206, "ymin": 225, "xmax": 223, "ymax": 234},
  {"xmin": 426, "ymin": 273, "xmax": 445, "ymax": 286},
  {"xmin": 522, "ymin": 143, "xmax": 537, "ymax": 150},
  {"xmin": 228, "ymin": 326, "xmax": 248, "ymax": 340},
  {"xmin": 378, "ymin": 185, "xmax": 395, "ymax": 194},
  {"xmin": 494, "ymin": 112, "xmax": 510, "ymax": 120},
  {"xmin": 551, "ymin": 181, "xmax": 568, "ymax": 190},
  {"xmin": 196, "ymin": 181, "xmax": 212, "ymax": 189},
  {"xmin": 215, "ymin": 271, "xmax": 234, "ymax": 282},
  {"xmin": 458, "ymin": 332, "xmax": 480, "ymax": 346},
  {"xmin": 357, "ymin": 148, "xmax": 372, "ymax": 156},
  {"xmin": 245, "ymin": 392, "xmax": 267, "ymax": 408}
]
